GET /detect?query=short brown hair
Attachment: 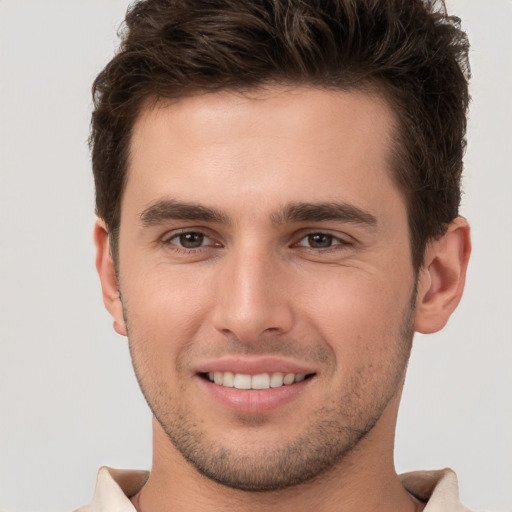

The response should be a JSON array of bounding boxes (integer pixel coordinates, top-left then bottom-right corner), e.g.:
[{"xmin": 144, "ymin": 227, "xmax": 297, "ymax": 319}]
[{"xmin": 90, "ymin": 0, "xmax": 470, "ymax": 270}]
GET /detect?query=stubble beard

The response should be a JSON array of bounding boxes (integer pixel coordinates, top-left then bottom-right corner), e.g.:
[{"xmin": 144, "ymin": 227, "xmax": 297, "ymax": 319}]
[{"xmin": 124, "ymin": 288, "xmax": 416, "ymax": 492}]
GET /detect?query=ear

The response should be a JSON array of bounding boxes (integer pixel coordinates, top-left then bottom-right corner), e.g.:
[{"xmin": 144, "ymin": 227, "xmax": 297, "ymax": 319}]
[
  {"xmin": 93, "ymin": 218, "xmax": 127, "ymax": 336},
  {"xmin": 414, "ymin": 217, "xmax": 471, "ymax": 334}
]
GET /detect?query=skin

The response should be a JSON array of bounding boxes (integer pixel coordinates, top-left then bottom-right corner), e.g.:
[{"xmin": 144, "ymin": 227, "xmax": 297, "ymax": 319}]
[{"xmin": 95, "ymin": 86, "xmax": 470, "ymax": 512}]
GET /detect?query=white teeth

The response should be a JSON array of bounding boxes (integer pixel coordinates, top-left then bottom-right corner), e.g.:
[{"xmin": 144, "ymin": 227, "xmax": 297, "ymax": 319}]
[
  {"xmin": 222, "ymin": 371, "xmax": 235, "ymax": 387},
  {"xmin": 206, "ymin": 371, "xmax": 309, "ymax": 389},
  {"xmin": 233, "ymin": 373, "xmax": 252, "ymax": 389},
  {"xmin": 283, "ymin": 373, "xmax": 295, "ymax": 385},
  {"xmin": 251, "ymin": 373, "xmax": 270, "ymax": 389},
  {"xmin": 270, "ymin": 372, "xmax": 284, "ymax": 387}
]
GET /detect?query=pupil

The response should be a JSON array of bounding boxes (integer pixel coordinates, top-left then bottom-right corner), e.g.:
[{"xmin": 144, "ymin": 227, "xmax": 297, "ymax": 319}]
[
  {"xmin": 309, "ymin": 233, "xmax": 332, "ymax": 248},
  {"xmin": 180, "ymin": 233, "xmax": 204, "ymax": 248}
]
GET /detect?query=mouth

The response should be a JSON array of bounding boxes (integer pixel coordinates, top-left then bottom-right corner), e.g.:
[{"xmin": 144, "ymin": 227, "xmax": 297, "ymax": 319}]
[{"xmin": 200, "ymin": 371, "xmax": 316, "ymax": 390}]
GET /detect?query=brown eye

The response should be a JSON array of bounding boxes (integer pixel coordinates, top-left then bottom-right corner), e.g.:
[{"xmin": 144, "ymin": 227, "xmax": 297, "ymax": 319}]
[
  {"xmin": 176, "ymin": 232, "xmax": 205, "ymax": 248},
  {"xmin": 295, "ymin": 232, "xmax": 350, "ymax": 251},
  {"xmin": 306, "ymin": 233, "xmax": 334, "ymax": 248}
]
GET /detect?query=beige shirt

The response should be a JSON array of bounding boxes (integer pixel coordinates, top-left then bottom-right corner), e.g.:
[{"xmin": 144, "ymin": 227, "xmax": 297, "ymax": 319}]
[{"xmin": 77, "ymin": 467, "xmax": 473, "ymax": 511}]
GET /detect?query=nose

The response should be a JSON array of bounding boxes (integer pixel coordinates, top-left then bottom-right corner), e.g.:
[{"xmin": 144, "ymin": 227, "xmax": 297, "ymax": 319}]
[{"xmin": 211, "ymin": 245, "xmax": 294, "ymax": 344}]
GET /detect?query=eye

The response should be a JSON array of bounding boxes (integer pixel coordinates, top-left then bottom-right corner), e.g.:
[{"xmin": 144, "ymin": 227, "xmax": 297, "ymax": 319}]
[
  {"xmin": 166, "ymin": 231, "xmax": 216, "ymax": 249},
  {"xmin": 296, "ymin": 232, "xmax": 348, "ymax": 249}
]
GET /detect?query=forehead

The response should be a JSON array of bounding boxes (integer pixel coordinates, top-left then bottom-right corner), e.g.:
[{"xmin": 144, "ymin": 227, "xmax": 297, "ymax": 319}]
[{"xmin": 125, "ymin": 86, "xmax": 402, "ymax": 221}]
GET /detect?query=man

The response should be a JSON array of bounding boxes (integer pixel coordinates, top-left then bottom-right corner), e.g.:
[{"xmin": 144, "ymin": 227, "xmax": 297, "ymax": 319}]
[{"xmin": 83, "ymin": 0, "xmax": 471, "ymax": 510}]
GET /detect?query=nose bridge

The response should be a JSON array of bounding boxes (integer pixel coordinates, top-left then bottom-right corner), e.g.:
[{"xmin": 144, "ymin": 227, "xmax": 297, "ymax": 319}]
[{"xmin": 212, "ymin": 240, "xmax": 292, "ymax": 341}]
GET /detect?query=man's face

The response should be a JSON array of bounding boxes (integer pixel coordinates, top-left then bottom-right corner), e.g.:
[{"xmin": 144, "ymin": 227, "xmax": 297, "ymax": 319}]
[{"xmin": 114, "ymin": 87, "xmax": 418, "ymax": 490}]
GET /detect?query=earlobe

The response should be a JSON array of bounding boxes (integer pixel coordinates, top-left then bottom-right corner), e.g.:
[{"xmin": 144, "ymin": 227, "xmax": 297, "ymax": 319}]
[
  {"xmin": 414, "ymin": 217, "xmax": 471, "ymax": 334},
  {"xmin": 93, "ymin": 219, "xmax": 127, "ymax": 336}
]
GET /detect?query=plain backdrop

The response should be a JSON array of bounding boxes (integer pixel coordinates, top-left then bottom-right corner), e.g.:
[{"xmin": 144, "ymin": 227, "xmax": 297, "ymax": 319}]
[{"xmin": 0, "ymin": 1, "xmax": 511, "ymax": 511}]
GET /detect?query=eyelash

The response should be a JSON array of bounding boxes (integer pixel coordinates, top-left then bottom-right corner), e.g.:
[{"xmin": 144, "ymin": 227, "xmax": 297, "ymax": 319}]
[
  {"xmin": 294, "ymin": 232, "xmax": 351, "ymax": 251},
  {"xmin": 162, "ymin": 229, "xmax": 352, "ymax": 255},
  {"xmin": 162, "ymin": 230, "xmax": 220, "ymax": 253}
]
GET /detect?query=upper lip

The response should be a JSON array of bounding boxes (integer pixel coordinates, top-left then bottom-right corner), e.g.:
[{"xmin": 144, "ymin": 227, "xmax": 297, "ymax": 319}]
[{"xmin": 194, "ymin": 357, "xmax": 317, "ymax": 376}]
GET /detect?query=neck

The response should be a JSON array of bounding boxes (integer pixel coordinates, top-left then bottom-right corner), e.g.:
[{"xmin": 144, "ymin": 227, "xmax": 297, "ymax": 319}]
[{"xmin": 132, "ymin": 395, "xmax": 423, "ymax": 512}]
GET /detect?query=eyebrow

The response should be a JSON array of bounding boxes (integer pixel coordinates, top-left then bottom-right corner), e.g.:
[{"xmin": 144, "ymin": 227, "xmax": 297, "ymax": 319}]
[
  {"xmin": 139, "ymin": 199, "xmax": 377, "ymax": 229},
  {"xmin": 271, "ymin": 202, "xmax": 378, "ymax": 228},
  {"xmin": 140, "ymin": 199, "xmax": 230, "ymax": 226}
]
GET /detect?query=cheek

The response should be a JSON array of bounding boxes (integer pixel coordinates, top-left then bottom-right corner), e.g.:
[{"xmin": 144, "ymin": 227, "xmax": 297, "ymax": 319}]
[
  {"xmin": 299, "ymin": 269, "xmax": 414, "ymax": 356},
  {"xmin": 121, "ymin": 264, "xmax": 215, "ymax": 351}
]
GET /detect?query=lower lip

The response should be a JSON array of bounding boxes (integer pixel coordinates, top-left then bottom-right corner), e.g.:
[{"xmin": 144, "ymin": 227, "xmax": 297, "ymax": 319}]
[{"xmin": 197, "ymin": 376, "xmax": 312, "ymax": 414}]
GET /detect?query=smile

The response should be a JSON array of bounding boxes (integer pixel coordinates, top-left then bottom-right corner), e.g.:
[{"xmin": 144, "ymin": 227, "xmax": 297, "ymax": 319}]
[{"xmin": 205, "ymin": 371, "xmax": 312, "ymax": 390}]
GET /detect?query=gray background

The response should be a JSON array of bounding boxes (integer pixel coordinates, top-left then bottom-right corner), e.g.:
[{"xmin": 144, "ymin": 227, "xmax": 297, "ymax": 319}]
[{"xmin": 1, "ymin": 1, "xmax": 511, "ymax": 510}]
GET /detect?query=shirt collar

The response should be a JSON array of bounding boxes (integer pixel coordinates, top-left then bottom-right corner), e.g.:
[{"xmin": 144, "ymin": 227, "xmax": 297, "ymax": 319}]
[
  {"xmin": 85, "ymin": 466, "xmax": 148, "ymax": 512},
  {"xmin": 400, "ymin": 468, "xmax": 471, "ymax": 511},
  {"xmin": 84, "ymin": 466, "xmax": 469, "ymax": 511}
]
